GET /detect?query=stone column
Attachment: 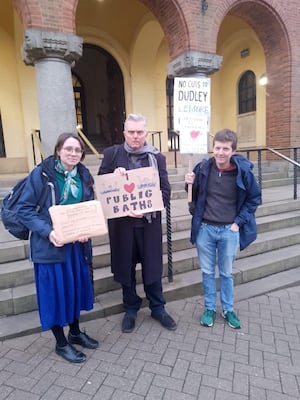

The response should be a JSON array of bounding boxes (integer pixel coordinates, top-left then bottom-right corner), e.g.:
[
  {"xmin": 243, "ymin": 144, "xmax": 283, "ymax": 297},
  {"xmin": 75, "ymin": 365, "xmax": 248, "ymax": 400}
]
[
  {"xmin": 168, "ymin": 51, "xmax": 223, "ymax": 166},
  {"xmin": 168, "ymin": 50, "xmax": 222, "ymax": 77},
  {"xmin": 22, "ymin": 29, "xmax": 83, "ymax": 156}
]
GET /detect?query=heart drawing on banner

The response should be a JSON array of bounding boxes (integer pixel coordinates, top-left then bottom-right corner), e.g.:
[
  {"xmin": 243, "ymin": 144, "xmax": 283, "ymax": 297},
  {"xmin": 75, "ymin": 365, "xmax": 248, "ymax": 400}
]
[
  {"xmin": 190, "ymin": 130, "xmax": 200, "ymax": 140},
  {"xmin": 124, "ymin": 182, "xmax": 135, "ymax": 193}
]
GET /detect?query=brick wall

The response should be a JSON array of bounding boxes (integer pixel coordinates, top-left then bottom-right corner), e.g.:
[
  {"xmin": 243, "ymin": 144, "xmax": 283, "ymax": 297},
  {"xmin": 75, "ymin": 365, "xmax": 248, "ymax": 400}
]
[
  {"xmin": 11, "ymin": 0, "xmax": 300, "ymax": 149},
  {"xmin": 12, "ymin": 0, "xmax": 77, "ymax": 32}
]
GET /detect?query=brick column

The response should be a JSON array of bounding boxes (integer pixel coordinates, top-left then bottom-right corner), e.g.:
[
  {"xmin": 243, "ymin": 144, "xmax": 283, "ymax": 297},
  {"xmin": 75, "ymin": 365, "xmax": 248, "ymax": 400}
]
[
  {"xmin": 22, "ymin": 29, "xmax": 83, "ymax": 156},
  {"xmin": 168, "ymin": 50, "xmax": 223, "ymax": 166}
]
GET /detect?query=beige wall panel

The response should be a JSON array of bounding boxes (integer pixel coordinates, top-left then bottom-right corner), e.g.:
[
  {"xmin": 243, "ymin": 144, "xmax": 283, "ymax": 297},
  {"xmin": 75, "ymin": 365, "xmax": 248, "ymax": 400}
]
[
  {"xmin": 131, "ymin": 20, "xmax": 169, "ymax": 151},
  {"xmin": 0, "ymin": 6, "xmax": 26, "ymax": 159},
  {"xmin": 211, "ymin": 16, "xmax": 266, "ymax": 149}
]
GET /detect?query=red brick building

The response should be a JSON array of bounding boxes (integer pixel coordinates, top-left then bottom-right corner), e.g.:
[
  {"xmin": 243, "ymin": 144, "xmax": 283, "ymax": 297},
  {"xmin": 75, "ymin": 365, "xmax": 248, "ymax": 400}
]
[{"xmin": 1, "ymin": 0, "xmax": 299, "ymax": 172}]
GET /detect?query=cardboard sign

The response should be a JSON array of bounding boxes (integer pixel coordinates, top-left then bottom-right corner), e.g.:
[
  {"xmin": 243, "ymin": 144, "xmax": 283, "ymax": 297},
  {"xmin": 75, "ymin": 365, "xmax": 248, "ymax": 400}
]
[
  {"xmin": 49, "ymin": 200, "xmax": 107, "ymax": 244},
  {"xmin": 94, "ymin": 166, "xmax": 164, "ymax": 219}
]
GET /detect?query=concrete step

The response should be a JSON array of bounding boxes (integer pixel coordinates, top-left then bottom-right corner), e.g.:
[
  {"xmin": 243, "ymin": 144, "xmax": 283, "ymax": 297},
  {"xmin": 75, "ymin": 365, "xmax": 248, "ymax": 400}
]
[
  {"xmin": 1, "ymin": 265, "xmax": 299, "ymax": 341},
  {"xmin": 1, "ymin": 219, "xmax": 300, "ymax": 317},
  {"xmin": 1, "ymin": 181, "xmax": 300, "ymax": 324},
  {"xmin": 1, "ymin": 205, "xmax": 300, "ymax": 288}
]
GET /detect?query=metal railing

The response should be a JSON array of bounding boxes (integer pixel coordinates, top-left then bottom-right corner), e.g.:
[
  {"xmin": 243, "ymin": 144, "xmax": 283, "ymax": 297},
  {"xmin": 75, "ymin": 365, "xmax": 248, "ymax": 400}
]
[
  {"xmin": 31, "ymin": 129, "xmax": 46, "ymax": 165},
  {"xmin": 238, "ymin": 146, "xmax": 300, "ymax": 200},
  {"xmin": 149, "ymin": 130, "xmax": 162, "ymax": 150},
  {"xmin": 77, "ymin": 127, "xmax": 102, "ymax": 159},
  {"xmin": 168, "ymin": 130, "xmax": 180, "ymax": 168}
]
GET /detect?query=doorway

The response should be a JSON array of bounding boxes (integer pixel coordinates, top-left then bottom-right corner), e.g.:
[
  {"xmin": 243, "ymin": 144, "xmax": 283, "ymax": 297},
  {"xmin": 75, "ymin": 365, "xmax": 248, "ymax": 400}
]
[{"xmin": 72, "ymin": 44, "xmax": 126, "ymax": 151}]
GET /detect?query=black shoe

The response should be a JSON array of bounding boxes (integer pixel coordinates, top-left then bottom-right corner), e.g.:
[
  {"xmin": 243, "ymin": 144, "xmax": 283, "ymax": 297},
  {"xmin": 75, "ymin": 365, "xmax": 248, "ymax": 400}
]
[
  {"xmin": 55, "ymin": 343, "xmax": 86, "ymax": 363},
  {"xmin": 68, "ymin": 332, "xmax": 99, "ymax": 349},
  {"xmin": 151, "ymin": 312, "xmax": 177, "ymax": 331},
  {"xmin": 122, "ymin": 314, "xmax": 136, "ymax": 333}
]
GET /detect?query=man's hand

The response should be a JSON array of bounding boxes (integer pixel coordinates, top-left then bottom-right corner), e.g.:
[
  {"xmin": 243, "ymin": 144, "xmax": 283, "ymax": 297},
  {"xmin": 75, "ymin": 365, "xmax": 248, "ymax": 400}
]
[
  {"xmin": 185, "ymin": 172, "xmax": 195, "ymax": 184},
  {"xmin": 127, "ymin": 211, "xmax": 143, "ymax": 218},
  {"xmin": 114, "ymin": 167, "xmax": 126, "ymax": 176}
]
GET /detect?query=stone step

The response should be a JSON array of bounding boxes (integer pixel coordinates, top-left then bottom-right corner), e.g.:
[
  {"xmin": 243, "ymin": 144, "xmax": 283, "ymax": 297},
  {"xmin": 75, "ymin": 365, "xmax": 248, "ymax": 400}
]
[
  {"xmin": 1, "ymin": 205, "xmax": 299, "ymax": 286},
  {"xmin": 2, "ymin": 261, "xmax": 299, "ymax": 341},
  {"xmin": 1, "ymin": 183, "xmax": 300, "ymax": 321},
  {"xmin": 2, "ymin": 222, "xmax": 300, "ymax": 292},
  {"xmin": 1, "ymin": 223, "xmax": 300, "ymax": 317}
]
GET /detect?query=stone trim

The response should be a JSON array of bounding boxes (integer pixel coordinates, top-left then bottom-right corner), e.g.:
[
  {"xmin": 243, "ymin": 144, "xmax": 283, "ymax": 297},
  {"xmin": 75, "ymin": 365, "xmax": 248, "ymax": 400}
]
[
  {"xmin": 168, "ymin": 50, "xmax": 223, "ymax": 76},
  {"xmin": 22, "ymin": 28, "xmax": 83, "ymax": 66}
]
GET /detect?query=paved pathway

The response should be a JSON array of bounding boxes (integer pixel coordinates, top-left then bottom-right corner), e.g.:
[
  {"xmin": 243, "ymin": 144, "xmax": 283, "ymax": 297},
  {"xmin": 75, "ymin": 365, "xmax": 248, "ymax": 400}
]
[{"xmin": 1, "ymin": 284, "xmax": 300, "ymax": 399}]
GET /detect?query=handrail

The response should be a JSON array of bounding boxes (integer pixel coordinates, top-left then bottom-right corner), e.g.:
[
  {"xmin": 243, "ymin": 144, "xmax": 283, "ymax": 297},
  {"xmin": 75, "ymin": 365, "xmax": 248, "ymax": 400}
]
[
  {"xmin": 149, "ymin": 130, "xmax": 162, "ymax": 151},
  {"xmin": 168, "ymin": 130, "xmax": 180, "ymax": 168},
  {"xmin": 77, "ymin": 127, "xmax": 102, "ymax": 159},
  {"xmin": 31, "ymin": 129, "xmax": 46, "ymax": 164},
  {"xmin": 266, "ymin": 147, "xmax": 300, "ymax": 168},
  {"xmin": 238, "ymin": 146, "xmax": 300, "ymax": 200}
]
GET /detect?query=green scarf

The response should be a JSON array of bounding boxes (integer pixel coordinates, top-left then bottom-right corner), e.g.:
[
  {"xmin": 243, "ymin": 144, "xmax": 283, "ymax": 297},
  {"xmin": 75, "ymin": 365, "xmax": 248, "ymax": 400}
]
[{"xmin": 55, "ymin": 159, "xmax": 81, "ymax": 205}]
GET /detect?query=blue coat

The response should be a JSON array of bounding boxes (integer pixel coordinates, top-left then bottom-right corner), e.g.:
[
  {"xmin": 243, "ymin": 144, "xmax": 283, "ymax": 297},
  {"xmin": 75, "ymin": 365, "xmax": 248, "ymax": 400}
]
[
  {"xmin": 16, "ymin": 156, "xmax": 95, "ymax": 264},
  {"xmin": 190, "ymin": 154, "xmax": 261, "ymax": 250}
]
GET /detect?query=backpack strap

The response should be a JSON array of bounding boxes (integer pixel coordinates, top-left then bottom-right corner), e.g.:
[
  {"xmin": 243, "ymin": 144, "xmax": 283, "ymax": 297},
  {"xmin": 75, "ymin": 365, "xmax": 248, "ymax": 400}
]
[{"xmin": 37, "ymin": 172, "xmax": 55, "ymax": 211}]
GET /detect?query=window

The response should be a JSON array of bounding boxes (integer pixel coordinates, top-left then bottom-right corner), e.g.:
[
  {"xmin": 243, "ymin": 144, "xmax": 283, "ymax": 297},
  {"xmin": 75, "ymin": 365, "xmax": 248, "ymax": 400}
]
[
  {"xmin": 72, "ymin": 74, "xmax": 86, "ymax": 131},
  {"xmin": 238, "ymin": 71, "xmax": 256, "ymax": 114}
]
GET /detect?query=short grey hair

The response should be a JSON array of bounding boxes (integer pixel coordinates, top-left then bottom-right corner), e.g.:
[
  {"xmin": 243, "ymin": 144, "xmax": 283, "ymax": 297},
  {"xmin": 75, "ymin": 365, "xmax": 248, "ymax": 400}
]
[{"xmin": 124, "ymin": 113, "xmax": 147, "ymax": 131}]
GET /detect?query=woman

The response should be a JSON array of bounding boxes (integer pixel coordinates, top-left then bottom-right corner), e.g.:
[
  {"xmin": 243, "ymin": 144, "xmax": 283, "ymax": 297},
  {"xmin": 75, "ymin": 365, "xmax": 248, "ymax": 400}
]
[{"xmin": 17, "ymin": 133, "xmax": 99, "ymax": 363}]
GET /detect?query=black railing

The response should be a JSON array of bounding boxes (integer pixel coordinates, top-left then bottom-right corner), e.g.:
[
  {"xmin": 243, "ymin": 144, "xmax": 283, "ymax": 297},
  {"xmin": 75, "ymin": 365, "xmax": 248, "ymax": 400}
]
[
  {"xmin": 168, "ymin": 130, "xmax": 180, "ymax": 168},
  {"xmin": 149, "ymin": 129, "xmax": 176, "ymax": 282},
  {"xmin": 149, "ymin": 130, "xmax": 162, "ymax": 150},
  {"xmin": 238, "ymin": 146, "xmax": 300, "ymax": 200}
]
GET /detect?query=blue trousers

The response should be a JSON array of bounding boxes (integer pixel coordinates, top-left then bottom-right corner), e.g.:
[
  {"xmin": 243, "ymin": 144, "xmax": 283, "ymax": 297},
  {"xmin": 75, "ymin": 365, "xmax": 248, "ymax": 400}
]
[{"xmin": 196, "ymin": 223, "xmax": 239, "ymax": 311}]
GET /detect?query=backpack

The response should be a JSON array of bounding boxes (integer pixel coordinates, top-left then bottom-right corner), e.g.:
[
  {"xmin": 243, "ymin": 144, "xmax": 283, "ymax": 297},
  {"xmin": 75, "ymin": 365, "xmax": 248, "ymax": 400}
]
[{"xmin": 1, "ymin": 174, "xmax": 48, "ymax": 240}]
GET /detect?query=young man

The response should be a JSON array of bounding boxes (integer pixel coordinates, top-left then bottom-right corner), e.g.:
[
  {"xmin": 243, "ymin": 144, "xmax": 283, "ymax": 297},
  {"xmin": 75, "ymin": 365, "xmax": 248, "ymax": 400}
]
[
  {"xmin": 98, "ymin": 113, "xmax": 177, "ymax": 333},
  {"xmin": 185, "ymin": 129, "xmax": 261, "ymax": 329}
]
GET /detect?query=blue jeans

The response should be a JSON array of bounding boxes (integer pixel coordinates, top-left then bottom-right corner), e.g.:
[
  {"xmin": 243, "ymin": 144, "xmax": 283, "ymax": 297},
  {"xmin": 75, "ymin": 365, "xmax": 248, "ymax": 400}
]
[{"xmin": 196, "ymin": 223, "xmax": 239, "ymax": 312}]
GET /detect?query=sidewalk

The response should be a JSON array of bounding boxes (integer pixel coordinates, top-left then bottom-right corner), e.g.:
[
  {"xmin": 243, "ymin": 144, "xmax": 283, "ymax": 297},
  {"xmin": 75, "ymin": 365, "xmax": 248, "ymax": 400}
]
[{"xmin": 1, "ymin": 283, "xmax": 300, "ymax": 399}]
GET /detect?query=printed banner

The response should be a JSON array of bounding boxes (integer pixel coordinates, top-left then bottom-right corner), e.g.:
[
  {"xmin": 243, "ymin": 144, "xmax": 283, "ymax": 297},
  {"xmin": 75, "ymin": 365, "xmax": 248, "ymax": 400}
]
[
  {"xmin": 173, "ymin": 76, "xmax": 211, "ymax": 154},
  {"xmin": 94, "ymin": 166, "xmax": 164, "ymax": 219}
]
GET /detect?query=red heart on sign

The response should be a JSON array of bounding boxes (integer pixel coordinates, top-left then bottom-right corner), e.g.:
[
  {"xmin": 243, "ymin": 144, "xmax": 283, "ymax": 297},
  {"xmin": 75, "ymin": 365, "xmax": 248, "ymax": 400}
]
[
  {"xmin": 124, "ymin": 183, "xmax": 135, "ymax": 193},
  {"xmin": 190, "ymin": 130, "xmax": 200, "ymax": 139}
]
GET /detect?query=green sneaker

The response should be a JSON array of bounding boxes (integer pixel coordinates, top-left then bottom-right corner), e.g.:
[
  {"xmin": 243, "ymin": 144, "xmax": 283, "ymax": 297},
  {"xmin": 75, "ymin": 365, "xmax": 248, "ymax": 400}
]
[
  {"xmin": 222, "ymin": 311, "xmax": 241, "ymax": 329},
  {"xmin": 200, "ymin": 309, "xmax": 216, "ymax": 327}
]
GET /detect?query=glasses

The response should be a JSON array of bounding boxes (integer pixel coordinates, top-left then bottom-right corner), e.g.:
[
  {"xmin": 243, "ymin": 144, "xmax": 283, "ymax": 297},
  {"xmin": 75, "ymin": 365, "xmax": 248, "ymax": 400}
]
[{"xmin": 62, "ymin": 146, "xmax": 83, "ymax": 154}]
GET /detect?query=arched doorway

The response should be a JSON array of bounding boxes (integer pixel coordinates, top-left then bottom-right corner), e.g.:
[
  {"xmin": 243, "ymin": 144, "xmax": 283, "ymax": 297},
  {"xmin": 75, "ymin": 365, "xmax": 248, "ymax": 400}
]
[{"xmin": 72, "ymin": 43, "xmax": 126, "ymax": 151}]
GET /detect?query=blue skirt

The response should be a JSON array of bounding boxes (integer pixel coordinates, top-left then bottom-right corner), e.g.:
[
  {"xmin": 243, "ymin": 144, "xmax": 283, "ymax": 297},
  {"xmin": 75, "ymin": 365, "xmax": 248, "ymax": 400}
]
[{"xmin": 34, "ymin": 242, "xmax": 94, "ymax": 330}]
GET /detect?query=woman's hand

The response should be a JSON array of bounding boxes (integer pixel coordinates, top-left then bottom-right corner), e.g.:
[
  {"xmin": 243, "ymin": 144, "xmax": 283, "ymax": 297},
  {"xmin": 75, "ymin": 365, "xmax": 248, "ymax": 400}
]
[
  {"xmin": 48, "ymin": 230, "xmax": 64, "ymax": 247},
  {"xmin": 77, "ymin": 236, "xmax": 89, "ymax": 243},
  {"xmin": 185, "ymin": 172, "xmax": 195, "ymax": 184}
]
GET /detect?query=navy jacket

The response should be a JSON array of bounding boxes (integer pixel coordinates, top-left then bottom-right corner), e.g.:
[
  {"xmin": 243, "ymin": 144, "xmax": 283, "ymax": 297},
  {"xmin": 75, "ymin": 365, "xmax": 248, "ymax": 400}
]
[
  {"xmin": 190, "ymin": 154, "xmax": 261, "ymax": 250},
  {"xmin": 16, "ymin": 156, "xmax": 95, "ymax": 264}
]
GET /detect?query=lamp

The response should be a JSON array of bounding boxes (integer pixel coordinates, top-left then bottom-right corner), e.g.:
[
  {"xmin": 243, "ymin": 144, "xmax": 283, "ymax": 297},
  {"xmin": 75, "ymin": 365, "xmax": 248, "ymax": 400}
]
[
  {"xmin": 202, "ymin": 0, "xmax": 208, "ymax": 15},
  {"xmin": 259, "ymin": 74, "xmax": 268, "ymax": 86},
  {"xmin": 259, "ymin": 73, "xmax": 269, "ymax": 96}
]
